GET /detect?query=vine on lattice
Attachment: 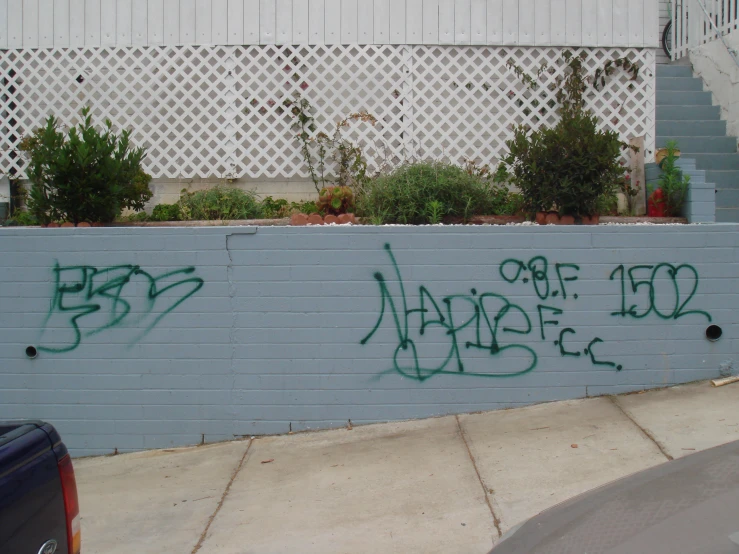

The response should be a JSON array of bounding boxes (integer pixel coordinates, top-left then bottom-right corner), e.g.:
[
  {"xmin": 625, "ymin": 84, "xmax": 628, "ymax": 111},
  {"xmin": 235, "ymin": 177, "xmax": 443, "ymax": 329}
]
[{"xmin": 0, "ymin": 45, "xmax": 655, "ymax": 180}]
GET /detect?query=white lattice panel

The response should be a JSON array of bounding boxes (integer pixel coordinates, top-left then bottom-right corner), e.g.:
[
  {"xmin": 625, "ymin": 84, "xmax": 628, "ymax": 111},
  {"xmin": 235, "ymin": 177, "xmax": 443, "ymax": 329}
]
[
  {"xmin": 0, "ymin": 45, "xmax": 655, "ymax": 180},
  {"xmin": 410, "ymin": 46, "xmax": 656, "ymax": 167}
]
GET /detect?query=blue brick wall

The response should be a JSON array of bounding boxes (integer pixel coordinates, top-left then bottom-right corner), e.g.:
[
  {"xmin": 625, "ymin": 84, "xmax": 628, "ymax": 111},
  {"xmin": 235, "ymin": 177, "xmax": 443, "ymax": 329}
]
[{"xmin": 1, "ymin": 225, "xmax": 737, "ymax": 456}]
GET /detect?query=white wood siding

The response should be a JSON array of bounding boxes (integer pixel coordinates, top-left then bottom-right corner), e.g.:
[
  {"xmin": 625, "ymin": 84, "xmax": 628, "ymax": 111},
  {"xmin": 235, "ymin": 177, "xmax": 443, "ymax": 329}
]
[{"xmin": 0, "ymin": 0, "xmax": 660, "ymax": 48}]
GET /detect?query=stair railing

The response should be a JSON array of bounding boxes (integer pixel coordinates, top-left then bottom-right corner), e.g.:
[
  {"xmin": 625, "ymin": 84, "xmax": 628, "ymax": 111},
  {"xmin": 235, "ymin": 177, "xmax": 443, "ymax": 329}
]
[{"xmin": 671, "ymin": 0, "xmax": 739, "ymax": 67}]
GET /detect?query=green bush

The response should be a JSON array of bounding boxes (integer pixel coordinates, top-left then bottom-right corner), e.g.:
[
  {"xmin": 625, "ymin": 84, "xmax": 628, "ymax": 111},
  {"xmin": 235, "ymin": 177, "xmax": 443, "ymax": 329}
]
[
  {"xmin": 23, "ymin": 107, "xmax": 152, "ymax": 224},
  {"xmin": 178, "ymin": 186, "xmax": 263, "ymax": 220},
  {"xmin": 260, "ymin": 196, "xmax": 290, "ymax": 218},
  {"xmin": 498, "ymin": 110, "xmax": 629, "ymax": 217},
  {"xmin": 357, "ymin": 162, "xmax": 520, "ymax": 225},
  {"xmin": 151, "ymin": 203, "xmax": 182, "ymax": 222},
  {"xmin": 496, "ymin": 51, "xmax": 635, "ymax": 218},
  {"xmin": 3, "ymin": 209, "xmax": 39, "ymax": 226}
]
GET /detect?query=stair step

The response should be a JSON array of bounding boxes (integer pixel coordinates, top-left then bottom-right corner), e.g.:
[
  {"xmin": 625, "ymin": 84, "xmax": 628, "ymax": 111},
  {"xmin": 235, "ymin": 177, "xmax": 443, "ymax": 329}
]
[
  {"xmin": 657, "ymin": 90, "xmax": 714, "ymax": 105},
  {"xmin": 657, "ymin": 120, "xmax": 727, "ymax": 136},
  {"xmin": 655, "ymin": 136, "xmax": 738, "ymax": 153},
  {"xmin": 705, "ymin": 170, "xmax": 739, "ymax": 187},
  {"xmin": 716, "ymin": 188, "xmax": 739, "ymax": 207},
  {"xmin": 656, "ymin": 105, "xmax": 721, "ymax": 121},
  {"xmin": 691, "ymin": 153, "xmax": 739, "ymax": 170},
  {"xmin": 715, "ymin": 208, "xmax": 739, "ymax": 222},
  {"xmin": 656, "ymin": 65, "xmax": 695, "ymax": 78},
  {"xmin": 656, "ymin": 77, "xmax": 705, "ymax": 91}
]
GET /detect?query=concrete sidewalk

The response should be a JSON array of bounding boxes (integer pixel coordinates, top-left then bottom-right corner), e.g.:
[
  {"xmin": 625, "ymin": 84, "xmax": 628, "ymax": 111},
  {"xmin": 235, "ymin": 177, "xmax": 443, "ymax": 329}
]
[{"xmin": 75, "ymin": 380, "xmax": 739, "ymax": 554}]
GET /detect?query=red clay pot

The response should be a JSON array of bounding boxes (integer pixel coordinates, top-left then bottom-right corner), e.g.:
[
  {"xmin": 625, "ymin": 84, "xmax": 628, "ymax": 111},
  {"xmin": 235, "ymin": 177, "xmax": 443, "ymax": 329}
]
[
  {"xmin": 337, "ymin": 213, "xmax": 356, "ymax": 224},
  {"xmin": 558, "ymin": 215, "xmax": 575, "ymax": 225},
  {"xmin": 307, "ymin": 214, "xmax": 324, "ymax": 225},
  {"xmin": 580, "ymin": 215, "xmax": 600, "ymax": 225},
  {"xmin": 535, "ymin": 212, "xmax": 548, "ymax": 225},
  {"xmin": 290, "ymin": 213, "xmax": 309, "ymax": 226},
  {"xmin": 47, "ymin": 222, "xmax": 60, "ymax": 228},
  {"xmin": 60, "ymin": 222, "xmax": 75, "ymax": 228},
  {"xmin": 544, "ymin": 212, "xmax": 559, "ymax": 225},
  {"xmin": 323, "ymin": 214, "xmax": 339, "ymax": 224},
  {"xmin": 76, "ymin": 222, "xmax": 91, "ymax": 228}
]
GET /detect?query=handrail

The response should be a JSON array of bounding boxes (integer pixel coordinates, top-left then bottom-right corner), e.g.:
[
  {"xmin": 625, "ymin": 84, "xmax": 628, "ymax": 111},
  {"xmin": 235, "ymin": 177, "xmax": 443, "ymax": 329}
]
[{"xmin": 694, "ymin": 0, "xmax": 739, "ymax": 68}]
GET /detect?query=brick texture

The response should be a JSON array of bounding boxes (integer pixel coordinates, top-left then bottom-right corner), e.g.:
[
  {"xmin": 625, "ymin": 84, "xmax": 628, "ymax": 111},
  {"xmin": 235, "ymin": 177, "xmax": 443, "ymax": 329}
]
[{"xmin": 1, "ymin": 225, "xmax": 737, "ymax": 456}]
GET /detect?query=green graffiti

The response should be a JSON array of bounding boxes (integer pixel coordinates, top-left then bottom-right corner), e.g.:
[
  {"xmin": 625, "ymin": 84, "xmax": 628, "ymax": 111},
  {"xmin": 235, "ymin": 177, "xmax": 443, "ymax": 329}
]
[
  {"xmin": 361, "ymin": 244, "xmax": 537, "ymax": 382},
  {"xmin": 501, "ymin": 257, "xmax": 580, "ymax": 300},
  {"xmin": 364, "ymin": 248, "xmax": 715, "ymax": 381},
  {"xmin": 610, "ymin": 264, "xmax": 712, "ymax": 322},
  {"xmin": 38, "ymin": 263, "xmax": 204, "ymax": 353},
  {"xmin": 537, "ymin": 305, "xmax": 563, "ymax": 340},
  {"xmin": 555, "ymin": 328, "xmax": 581, "ymax": 358}
]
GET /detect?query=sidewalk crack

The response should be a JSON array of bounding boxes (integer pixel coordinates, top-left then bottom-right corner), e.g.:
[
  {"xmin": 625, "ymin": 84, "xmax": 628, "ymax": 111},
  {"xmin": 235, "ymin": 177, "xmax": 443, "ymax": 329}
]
[
  {"xmin": 455, "ymin": 415, "xmax": 502, "ymax": 539},
  {"xmin": 191, "ymin": 438, "xmax": 253, "ymax": 553},
  {"xmin": 609, "ymin": 397, "xmax": 673, "ymax": 461}
]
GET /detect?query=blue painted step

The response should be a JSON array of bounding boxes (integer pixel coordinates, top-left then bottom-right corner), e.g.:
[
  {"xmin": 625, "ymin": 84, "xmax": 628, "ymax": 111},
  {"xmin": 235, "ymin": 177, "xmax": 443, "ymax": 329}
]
[
  {"xmin": 655, "ymin": 77, "xmax": 705, "ymax": 91},
  {"xmin": 656, "ymin": 65, "xmax": 694, "ymax": 77},
  {"xmin": 656, "ymin": 105, "xmax": 721, "ymax": 120},
  {"xmin": 688, "ymin": 153, "xmax": 739, "ymax": 170},
  {"xmin": 716, "ymin": 189, "xmax": 739, "ymax": 205},
  {"xmin": 657, "ymin": 120, "xmax": 727, "ymax": 136},
  {"xmin": 655, "ymin": 136, "xmax": 738, "ymax": 153},
  {"xmin": 705, "ymin": 170, "xmax": 739, "ymax": 188},
  {"xmin": 716, "ymin": 208, "xmax": 739, "ymax": 222},
  {"xmin": 657, "ymin": 90, "xmax": 714, "ymax": 105}
]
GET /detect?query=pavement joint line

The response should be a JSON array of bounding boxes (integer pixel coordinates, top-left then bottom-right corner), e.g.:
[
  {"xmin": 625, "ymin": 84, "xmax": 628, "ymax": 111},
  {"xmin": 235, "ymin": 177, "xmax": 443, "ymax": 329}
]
[
  {"xmin": 609, "ymin": 396, "xmax": 674, "ymax": 461},
  {"xmin": 455, "ymin": 415, "xmax": 502, "ymax": 540},
  {"xmin": 191, "ymin": 438, "xmax": 253, "ymax": 554}
]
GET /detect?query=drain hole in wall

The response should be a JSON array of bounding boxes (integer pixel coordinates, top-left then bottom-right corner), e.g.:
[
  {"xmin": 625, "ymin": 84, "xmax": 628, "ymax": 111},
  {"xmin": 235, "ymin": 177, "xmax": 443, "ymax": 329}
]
[
  {"xmin": 706, "ymin": 325, "xmax": 723, "ymax": 342},
  {"xmin": 25, "ymin": 346, "xmax": 38, "ymax": 359}
]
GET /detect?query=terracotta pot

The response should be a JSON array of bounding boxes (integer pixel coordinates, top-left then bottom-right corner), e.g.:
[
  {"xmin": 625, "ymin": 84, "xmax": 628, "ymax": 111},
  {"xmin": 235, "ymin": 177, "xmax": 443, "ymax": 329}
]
[
  {"xmin": 558, "ymin": 215, "xmax": 575, "ymax": 225},
  {"xmin": 307, "ymin": 214, "xmax": 324, "ymax": 225},
  {"xmin": 76, "ymin": 222, "xmax": 91, "ymax": 228},
  {"xmin": 60, "ymin": 222, "xmax": 75, "ymax": 228},
  {"xmin": 580, "ymin": 215, "xmax": 600, "ymax": 225},
  {"xmin": 323, "ymin": 214, "xmax": 339, "ymax": 224},
  {"xmin": 544, "ymin": 212, "xmax": 559, "ymax": 225},
  {"xmin": 91, "ymin": 222, "xmax": 105, "ymax": 227},
  {"xmin": 47, "ymin": 222, "xmax": 60, "ymax": 228},
  {"xmin": 337, "ymin": 213, "xmax": 356, "ymax": 224},
  {"xmin": 535, "ymin": 212, "xmax": 548, "ymax": 225},
  {"xmin": 290, "ymin": 213, "xmax": 309, "ymax": 226}
]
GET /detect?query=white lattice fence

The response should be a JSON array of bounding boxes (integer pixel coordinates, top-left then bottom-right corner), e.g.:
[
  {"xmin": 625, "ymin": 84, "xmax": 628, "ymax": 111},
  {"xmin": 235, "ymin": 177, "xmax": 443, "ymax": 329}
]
[{"xmin": 0, "ymin": 45, "xmax": 655, "ymax": 180}]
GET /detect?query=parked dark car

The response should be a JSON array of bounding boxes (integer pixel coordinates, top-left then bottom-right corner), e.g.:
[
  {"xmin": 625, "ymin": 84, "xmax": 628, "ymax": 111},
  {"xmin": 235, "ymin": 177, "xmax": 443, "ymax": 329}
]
[
  {"xmin": 0, "ymin": 421, "xmax": 80, "ymax": 554},
  {"xmin": 490, "ymin": 439, "xmax": 739, "ymax": 553}
]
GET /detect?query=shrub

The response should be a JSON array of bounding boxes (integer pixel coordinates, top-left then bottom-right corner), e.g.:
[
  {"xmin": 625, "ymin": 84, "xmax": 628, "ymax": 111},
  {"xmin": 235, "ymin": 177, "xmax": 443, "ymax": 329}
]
[
  {"xmin": 178, "ymin": 186, "xmax": 263, "ymax": 221},
  {"xmin": 317, "ymin": 185, "xmax": 355, "ymax": 215},
  {"xmin": 656, "ymin": 140, "xmax": 689, "ymax": 216},
  {"xmin": 151, "ymin": 203, "xmax": 182, "ymax": 222},
  {"xmin": 23, "ymin": 107, "xmax": 152, "ymax": 224},
  {"xmin": 260, "ymin": 196, "xmax": 290, "ymax": 218},
  {"xmin": 3, "ymin": 209, "xmax": 38, "ymax": 226},
  {"xmin": 498, "ymin": 110, "xmax": 629, "ymax": 217},
  {"xmin": 497, "ymin": 51, "xmax": 637, "ymax": 218},
  {"xmin": 357, "ymin": 162, "xmax": 518, "ymax": 225}
]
